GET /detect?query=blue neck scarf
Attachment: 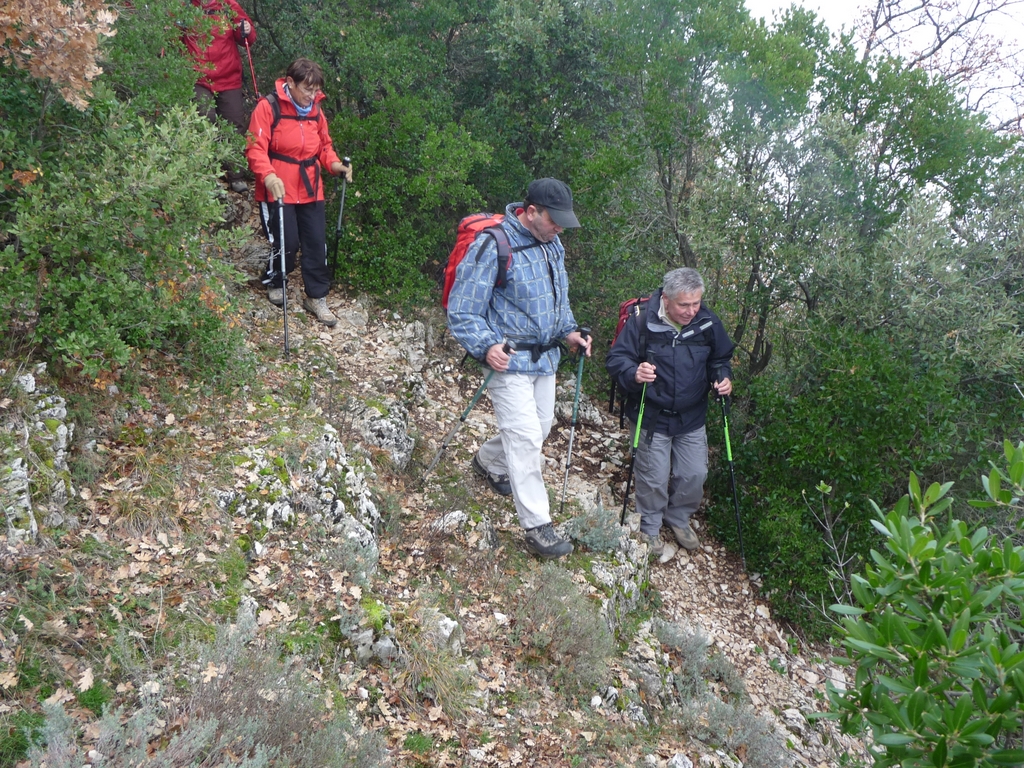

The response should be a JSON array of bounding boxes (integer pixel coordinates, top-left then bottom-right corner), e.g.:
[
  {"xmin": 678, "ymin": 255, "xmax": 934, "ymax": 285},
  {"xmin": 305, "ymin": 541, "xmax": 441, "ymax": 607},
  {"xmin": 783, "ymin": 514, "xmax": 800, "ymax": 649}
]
[{"xmin": 284, "ymin": 84, "xmax": 313, "ymax": 117}]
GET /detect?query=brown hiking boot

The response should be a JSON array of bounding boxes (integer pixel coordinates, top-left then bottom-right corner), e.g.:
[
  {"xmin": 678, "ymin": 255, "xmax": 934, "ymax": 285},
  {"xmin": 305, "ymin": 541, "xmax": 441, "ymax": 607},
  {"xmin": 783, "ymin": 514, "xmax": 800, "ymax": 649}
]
[
  {"xmin": 670, "ymin": 522, "xmax": 700, "ymax": 551},
  {"xmin": 302, "ymin": 296, "xmax": 338, "ymax": 327}
]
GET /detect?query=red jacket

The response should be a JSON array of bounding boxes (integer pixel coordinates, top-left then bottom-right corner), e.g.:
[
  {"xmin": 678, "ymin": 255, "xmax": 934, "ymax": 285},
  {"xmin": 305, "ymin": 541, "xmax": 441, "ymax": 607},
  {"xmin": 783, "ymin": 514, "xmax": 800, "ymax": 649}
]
[
  {"xmin": 245, "ymin": 79, "xmax": 343, "ymax": 205},
  {"xmin": 183, "ymin": 0, "xmax": 255, "ymax": 93}
]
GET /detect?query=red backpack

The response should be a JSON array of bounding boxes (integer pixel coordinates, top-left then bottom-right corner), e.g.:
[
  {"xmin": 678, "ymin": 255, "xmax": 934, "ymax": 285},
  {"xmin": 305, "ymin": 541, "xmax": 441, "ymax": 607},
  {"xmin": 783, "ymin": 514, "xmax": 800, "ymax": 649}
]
[
  {"xmin": 608, "ymin": 296, "xmax": 650, "ymax": 422},
  {"xmin": 442, "ymin": 213, "xmax": 516, "ymax": 309}
]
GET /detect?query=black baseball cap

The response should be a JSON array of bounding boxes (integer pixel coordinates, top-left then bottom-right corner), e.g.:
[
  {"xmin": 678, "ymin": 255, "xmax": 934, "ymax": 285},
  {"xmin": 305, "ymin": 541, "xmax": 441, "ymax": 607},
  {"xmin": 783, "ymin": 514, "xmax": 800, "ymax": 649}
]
[{"xmin": 526, "ymin": 178, "xmax": 581, "ymax": 228}]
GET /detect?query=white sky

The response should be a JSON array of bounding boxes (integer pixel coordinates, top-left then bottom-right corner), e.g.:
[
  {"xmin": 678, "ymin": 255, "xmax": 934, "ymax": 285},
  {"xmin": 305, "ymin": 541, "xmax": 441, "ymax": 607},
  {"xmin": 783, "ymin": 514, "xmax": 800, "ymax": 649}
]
[
  {"xmin": 742, "ymin": 0, "xmax": 1024, "ymax": 127},
  {"xmin": 744, "ymin": 0, "xmax": 864, "ymax": 36}
]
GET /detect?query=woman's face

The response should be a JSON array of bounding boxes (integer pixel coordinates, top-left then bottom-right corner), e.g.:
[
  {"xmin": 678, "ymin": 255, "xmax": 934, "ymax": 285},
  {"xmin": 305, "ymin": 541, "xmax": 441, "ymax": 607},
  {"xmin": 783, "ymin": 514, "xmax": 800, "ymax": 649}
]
[{"xmin": 286, "ymin": 77, "xmax": 320, "ymax": 108}]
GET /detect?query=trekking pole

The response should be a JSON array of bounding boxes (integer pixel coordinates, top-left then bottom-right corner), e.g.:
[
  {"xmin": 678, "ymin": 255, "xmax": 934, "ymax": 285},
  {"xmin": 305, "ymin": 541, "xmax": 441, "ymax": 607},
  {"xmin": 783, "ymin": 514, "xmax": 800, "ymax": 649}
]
[
  {"xmin": 619, "ymin": 379, "xmax": 648, "ymax": 526},
  {"xmin": 719, "ymin": 393, "xmax": 746, "ymax": 570},
  {"xmin": 328, "ymin": 157, "xmax": 350, "ymax": 280},
  {"xmin": 559, "ymin": 328, "xmax": 590, "ymax": 515},
  {"xmin": 244, "ymin": 39, "xmax": 259, "ymax": 99},
  {"xmin": 424, "ymin": 342, "xmax": 513, "ymax": 478},
  {"xmin": 277, "ymin": 199, "xmax": 289, "ymax": 359}
]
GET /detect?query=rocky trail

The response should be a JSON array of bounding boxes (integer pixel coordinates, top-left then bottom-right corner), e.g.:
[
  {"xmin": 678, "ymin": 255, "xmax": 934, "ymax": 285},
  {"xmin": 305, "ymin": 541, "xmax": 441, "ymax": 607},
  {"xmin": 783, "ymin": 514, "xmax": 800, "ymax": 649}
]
[
  {"xmin": 0, "ymin": 228, "xmax": 865, "ymax": 767},
  {"xmin": 230, "ymin": 235, "xmax": 863, "ymax": 766}
]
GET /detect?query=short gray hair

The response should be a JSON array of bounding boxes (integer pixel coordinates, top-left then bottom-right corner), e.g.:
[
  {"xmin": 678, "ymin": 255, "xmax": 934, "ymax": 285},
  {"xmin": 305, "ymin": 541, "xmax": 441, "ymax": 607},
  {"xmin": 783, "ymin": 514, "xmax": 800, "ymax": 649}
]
[{"xmin": 663, "ymin": 268, "xmax": 704, "ymax": 298}]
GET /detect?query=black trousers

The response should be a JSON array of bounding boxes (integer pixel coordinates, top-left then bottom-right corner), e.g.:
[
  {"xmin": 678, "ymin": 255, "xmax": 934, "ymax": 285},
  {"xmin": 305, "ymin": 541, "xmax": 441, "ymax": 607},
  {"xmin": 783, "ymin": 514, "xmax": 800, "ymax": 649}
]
[
  {"xmin": 259, "ymin": 200, "xmax": 330, "ymax": 299},
  {"xmin": 194, "ymin": 85, "xmax": 248, "ymax": 183}
]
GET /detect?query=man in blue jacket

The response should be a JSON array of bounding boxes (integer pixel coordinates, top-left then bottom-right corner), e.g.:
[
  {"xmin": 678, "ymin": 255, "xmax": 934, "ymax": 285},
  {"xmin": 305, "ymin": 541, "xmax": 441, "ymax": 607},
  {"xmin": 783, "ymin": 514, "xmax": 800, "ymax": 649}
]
[
  {"xmin": 447, "ymin": 179, "xmax": 592, "ymax": 559},
  {"xmin": 606, "ymin": 268, "xmax": 734, "ymax": 557}
]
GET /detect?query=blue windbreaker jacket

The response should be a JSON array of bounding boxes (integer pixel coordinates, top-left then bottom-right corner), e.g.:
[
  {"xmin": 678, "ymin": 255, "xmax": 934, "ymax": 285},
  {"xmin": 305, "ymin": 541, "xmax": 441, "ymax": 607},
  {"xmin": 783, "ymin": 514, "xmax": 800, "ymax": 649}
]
[{"xmin": 446, "ymin": 202, "xmax": 578, "ymax": 375}]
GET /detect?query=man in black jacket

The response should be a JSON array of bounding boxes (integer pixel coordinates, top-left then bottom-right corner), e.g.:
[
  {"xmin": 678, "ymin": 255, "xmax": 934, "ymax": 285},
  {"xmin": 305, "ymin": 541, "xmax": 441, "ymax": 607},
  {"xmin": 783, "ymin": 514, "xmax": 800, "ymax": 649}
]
[{"xmin": 606, "ymin": 268, "xmax": 734, "ymax": 557}]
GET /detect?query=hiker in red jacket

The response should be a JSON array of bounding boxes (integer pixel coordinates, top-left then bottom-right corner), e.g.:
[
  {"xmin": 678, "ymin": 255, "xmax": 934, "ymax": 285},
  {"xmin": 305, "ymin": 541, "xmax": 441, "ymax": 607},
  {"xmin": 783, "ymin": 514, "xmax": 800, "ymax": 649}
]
[
  {"xmin": 245, "ymin": 58, "xmax": 353, "ymax": 327},
  {"xmin": 183, "ymin": 0, "xmax": 256, "ymax": 193}
]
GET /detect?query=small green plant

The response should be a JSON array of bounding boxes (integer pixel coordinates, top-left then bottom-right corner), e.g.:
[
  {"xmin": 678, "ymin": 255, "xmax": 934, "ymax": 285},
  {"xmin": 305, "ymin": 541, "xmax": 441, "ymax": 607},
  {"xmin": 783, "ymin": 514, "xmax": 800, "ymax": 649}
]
[
  {"xmin": 76, "ymin": 681, "xmax": 113, "ymax": 717},
  {"xmin": 403, "ymin": 731, "xmax": 433, "ymax": 754},
  {"xmin": 360, "ymin": 597, "xmax": 389, "ymax": 633},
  {"xmin": 655, "ymin": 619, "xmax": 786, "ymax": 767},
  {"xmin": 562, "ymin": 500, "xmax": 623, "ymax": 552},
  {"xmin": 0, "ymin": 711, "xmax": 45, "ymax": 766}
]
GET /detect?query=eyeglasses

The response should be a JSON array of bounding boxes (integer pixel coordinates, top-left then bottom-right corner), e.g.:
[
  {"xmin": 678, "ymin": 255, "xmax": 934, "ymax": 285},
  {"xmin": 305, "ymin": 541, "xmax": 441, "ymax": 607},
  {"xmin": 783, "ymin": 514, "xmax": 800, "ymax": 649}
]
[{"xmin": 290, "ymin": 81, "xmax": 321, "ymax": 98}]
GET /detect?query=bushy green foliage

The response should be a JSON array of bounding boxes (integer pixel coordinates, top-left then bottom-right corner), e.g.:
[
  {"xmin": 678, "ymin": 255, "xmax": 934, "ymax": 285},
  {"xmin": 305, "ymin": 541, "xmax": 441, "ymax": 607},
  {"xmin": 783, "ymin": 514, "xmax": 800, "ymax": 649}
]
[
  {"xmin": 713, "ymin": 324, "xmax": 963, "ymax": 630},
  {"xmin": 823, "ymin": 446, "xmax": 1024, "ymax": 767},
  {"xmin": 99, "ymin": 0, "xmax": 204, "ymax": 113},
  {"xmin": 1, "ymin": 104, "xmax": 249, "ymax": 381}
]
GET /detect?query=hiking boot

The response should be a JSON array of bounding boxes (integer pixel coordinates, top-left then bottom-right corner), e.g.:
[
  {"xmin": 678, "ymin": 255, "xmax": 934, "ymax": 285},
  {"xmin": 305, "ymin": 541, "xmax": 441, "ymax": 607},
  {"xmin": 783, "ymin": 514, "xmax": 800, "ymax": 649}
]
[
  {"xmin": 302, "ymin": 296, "xmax": 338, "ymax": 327},
  {"xmin": 642, "ymin": 533, "xmax": 664, "ymax": 559},
  {"xmin": 671, "ymin": 522, "xmax": 700, "ymax": 551},
  {"xmin": 471, "ymin": 454, "xmax": 512, "ymax": 496},
  {"xmin": 267, "ymin": 287, "xmax": 284, "ymax": 306},
  {"xmin": 524, "ymin": 523, "xmax": 573, "ymax": 560},
  {"xmin": 229, "ymin": 179, "xmax": 249, "ymax": 193}
]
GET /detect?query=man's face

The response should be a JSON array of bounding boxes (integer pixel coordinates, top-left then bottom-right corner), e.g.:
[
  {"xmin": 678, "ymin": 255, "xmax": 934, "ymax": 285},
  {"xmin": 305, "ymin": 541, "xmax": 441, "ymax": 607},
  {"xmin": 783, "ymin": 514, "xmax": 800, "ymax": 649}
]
[
  {"xmin": 664, "ymin": 289, "xmax": 702, "ymax": 326},
  {"xmin": 522, "ymin": 206, "xmax": 563, "ymax": 243}
]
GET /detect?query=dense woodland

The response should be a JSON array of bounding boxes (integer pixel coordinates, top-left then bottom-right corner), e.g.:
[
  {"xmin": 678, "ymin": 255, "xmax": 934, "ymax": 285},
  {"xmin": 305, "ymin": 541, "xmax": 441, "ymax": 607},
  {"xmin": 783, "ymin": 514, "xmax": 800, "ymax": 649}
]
[{"xmin": 3, "ymin": 0, "xmax": 1024, "ymax": 764}]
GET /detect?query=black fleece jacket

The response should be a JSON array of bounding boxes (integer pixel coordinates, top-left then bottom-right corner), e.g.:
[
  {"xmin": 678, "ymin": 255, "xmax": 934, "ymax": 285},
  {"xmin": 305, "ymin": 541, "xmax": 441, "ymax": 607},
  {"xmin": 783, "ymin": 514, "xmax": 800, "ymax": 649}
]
[{"xmin": 606, "ymin": 289, "xmax": 735, "ymax": 436}]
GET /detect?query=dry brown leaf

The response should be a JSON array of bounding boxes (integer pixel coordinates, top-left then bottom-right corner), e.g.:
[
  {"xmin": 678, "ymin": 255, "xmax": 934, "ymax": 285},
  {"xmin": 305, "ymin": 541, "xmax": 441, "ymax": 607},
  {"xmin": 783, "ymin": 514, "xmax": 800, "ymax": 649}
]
[{"xmin": 76, "ymin": 667, "xmax": 94, "ymax": 692}]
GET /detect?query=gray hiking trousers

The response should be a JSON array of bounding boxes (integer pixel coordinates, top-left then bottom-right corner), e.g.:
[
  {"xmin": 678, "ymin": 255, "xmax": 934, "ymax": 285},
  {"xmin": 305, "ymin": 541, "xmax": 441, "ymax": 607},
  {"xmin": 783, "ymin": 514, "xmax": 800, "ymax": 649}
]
[{"xmin": 633, "ymin": 425, "xmax": 708, "ymax": 537}]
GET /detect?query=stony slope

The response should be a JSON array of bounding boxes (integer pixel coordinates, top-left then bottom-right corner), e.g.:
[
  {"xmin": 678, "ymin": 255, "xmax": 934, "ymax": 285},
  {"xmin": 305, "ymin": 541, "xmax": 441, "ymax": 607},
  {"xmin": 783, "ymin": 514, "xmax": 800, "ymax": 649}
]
[{"xmin": 0, "ymin": 229, "xmax": 866, "ymax": 767}]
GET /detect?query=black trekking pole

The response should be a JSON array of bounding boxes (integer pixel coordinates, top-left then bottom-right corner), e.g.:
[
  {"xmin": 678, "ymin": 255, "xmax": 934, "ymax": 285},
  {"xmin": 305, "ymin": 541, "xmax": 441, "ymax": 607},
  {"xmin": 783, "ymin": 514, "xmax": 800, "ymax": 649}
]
[
  {"xmin": 559, "ymin": 328, "xmax": 590, "ymax": 515},
  {"xmin": 619, "ymin": 372, "xmax": 649, "ymax": 526},
  {"xmin": 277, "ymin": 199, "xmax": 289, "ymax": 359},
  {"xmin": 328, "ymin": 157, "xmax": 350, "ymax": 281},
  {"xmin": 424, "ymin": 343, "xmax": 513, "ymax": 478},
  {"xmin": 719, "ymin": 393, "xmax": 746, "ymax": 570}
]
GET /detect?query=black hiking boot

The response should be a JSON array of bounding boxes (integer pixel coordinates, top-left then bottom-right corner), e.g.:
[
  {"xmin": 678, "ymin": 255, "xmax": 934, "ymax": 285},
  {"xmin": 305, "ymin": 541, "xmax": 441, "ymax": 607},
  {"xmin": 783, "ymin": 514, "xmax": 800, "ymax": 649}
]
[
  {"xmin": 524, "ymin": 523, "xmax": 573, "ymax": 559},
  {"xmin": 471, "ymin": 454, "xmax": 512, "ymax": 496}
]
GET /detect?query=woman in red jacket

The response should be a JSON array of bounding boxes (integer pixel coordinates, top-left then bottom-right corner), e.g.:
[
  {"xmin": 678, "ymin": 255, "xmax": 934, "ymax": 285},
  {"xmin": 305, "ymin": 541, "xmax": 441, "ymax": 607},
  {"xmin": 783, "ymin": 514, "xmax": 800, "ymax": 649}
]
[
  {"xmin": 246, "ymin": 58, "xmax": 353, "ymax": 327},
  {"xmin": 183, "ymin": 0, "xmax": 256, "ymax": 193}
]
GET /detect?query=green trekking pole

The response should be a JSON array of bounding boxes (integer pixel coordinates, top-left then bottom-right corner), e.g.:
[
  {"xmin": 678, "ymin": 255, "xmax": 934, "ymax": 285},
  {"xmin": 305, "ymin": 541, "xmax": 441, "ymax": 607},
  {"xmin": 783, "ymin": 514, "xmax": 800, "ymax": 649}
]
[
  {"xmin": 622, "ymin": 385, "xmax": 647, "ymax": 528},
  {"xmin": 559, "ymin": 327, "xmax": 590, "ymax": 515},
  {"xmin": 423, "ymin": 342, "xmax": 512, "ymax": 478},
  {"xmin": 719, "ymin": 393, "xmax": 746, "ymax": 570},
  {"xmin": 619, "ymin": 377, "xmax": 649, "ymax": 526}
]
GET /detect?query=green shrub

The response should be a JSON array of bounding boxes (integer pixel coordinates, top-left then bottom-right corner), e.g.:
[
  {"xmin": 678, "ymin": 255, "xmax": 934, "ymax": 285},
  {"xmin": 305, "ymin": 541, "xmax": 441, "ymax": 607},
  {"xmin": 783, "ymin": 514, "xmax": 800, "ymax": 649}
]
[
  {"xmin": 2, "ymin": 104, "xmax": 250, "ymax": 382},
  {"xmin": 563, "ymin": 499, "xmax": 623, "ymax": 552},
  {"xmin": 654, "ymin": 620, "xmax": 788, "ymax": 768},
  {"xmin": 714, "ymin": 324, "xmax": 963, "ymax": 633},
  {"xmin": 822, "ymin": 444, "xmax": 1024, "ymax": 767}
]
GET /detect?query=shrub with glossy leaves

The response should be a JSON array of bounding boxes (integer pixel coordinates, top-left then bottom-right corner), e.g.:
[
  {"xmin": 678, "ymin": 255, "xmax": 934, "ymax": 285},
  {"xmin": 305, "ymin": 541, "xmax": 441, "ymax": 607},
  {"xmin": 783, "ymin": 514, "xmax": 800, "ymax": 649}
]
[{"xmin": 822, "ymin": 442, "xmax": 1024, "ymax": 767}]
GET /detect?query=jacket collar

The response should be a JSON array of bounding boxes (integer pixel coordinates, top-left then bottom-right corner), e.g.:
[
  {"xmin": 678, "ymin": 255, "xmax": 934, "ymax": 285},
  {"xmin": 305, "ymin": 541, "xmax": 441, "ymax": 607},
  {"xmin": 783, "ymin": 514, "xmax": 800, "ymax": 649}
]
[
  {"xmin": 647, "ymin": 288, "xmax": 709, "ymax": 334},
  {"xmin": 504, "ymin": 201, "xmax": 562, "ymax": 249}
]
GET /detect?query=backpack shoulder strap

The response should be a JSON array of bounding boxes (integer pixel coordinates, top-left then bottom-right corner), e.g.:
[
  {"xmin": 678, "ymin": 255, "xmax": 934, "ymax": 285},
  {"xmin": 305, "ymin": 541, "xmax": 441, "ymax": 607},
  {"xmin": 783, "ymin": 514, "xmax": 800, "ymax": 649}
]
[
  {"xmin": 264, "ymin": 92, "xmax": 282, "ymax": 132},
  {"xmin": 481, "ymin": 225, "xmax": 512, "ymax": 290},
  {"xmin": 634, "ymin": 300, "xmax": 649, "ymax": 362}
]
